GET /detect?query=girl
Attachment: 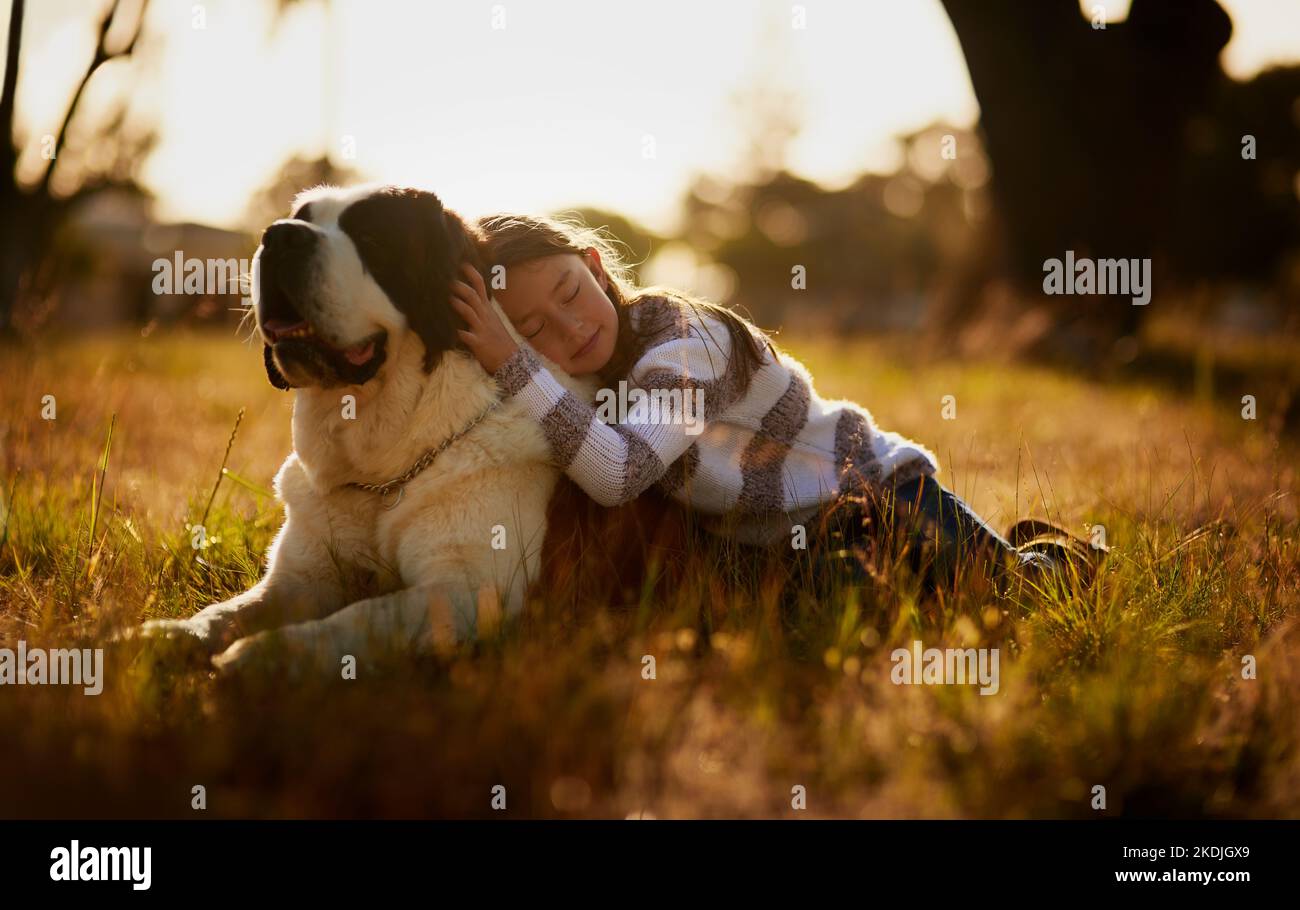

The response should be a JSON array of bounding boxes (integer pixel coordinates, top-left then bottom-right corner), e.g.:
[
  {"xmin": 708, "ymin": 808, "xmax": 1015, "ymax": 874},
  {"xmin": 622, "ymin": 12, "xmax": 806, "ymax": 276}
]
[{"xmin": 449, "ymin": 214, "xmax": 1097, "ymax": 591}]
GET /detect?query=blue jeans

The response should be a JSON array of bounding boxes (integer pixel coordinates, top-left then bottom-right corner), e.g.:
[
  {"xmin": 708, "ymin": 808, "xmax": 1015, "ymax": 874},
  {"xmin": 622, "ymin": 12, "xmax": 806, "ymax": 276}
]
[{"xmin": 812, "ymin": 474, "xmax": 1018, "ymax": 587}]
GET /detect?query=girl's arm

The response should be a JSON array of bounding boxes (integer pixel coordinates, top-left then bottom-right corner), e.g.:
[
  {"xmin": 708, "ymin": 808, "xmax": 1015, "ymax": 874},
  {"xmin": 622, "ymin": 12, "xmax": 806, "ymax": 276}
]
[
  {"xmin": 491, "ymin": 327, "xmax": 736, "ymax": 507},
  {"xmin": 449, "ymin": 262, "xmax": 744, "ymax": 506}
]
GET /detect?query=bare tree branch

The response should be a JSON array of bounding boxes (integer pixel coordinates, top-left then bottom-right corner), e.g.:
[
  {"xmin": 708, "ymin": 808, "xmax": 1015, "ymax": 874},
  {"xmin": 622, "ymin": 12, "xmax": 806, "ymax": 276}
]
[
  {"xmin": 0, "ymin": 0, "xmax": 25, "ymax": 184},
  {"xmin": 38, "ymin": 0, "xmax": 150, "ymax": 197}
]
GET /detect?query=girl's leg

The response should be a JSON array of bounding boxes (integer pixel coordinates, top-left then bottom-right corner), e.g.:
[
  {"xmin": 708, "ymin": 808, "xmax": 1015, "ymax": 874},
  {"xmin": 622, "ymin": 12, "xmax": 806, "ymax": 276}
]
[
  {"xmin": 895, "ymin": 474, "xmax": 1014, "ymax": 554},
  {"xmin": 869, "ymin": 474, "xmax": 1018, "ymax": 584}
]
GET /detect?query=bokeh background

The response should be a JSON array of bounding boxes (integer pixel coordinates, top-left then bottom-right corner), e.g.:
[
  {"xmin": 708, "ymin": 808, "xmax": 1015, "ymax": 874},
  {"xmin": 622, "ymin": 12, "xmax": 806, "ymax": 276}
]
[{"xmin": 2, "ymin": 0, "xmax": 1298, "ymax": 370}]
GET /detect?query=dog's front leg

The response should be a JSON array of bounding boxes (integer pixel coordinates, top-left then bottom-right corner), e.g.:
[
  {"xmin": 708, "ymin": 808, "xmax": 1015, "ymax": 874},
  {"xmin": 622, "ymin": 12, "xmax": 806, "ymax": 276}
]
[
  {"xmin": 138, "ymin": 574, "xmax": 340, "ymax": 659},
  {"xmin": 134, "ymin": 505, "xmax": 349, "ymax": 661},
  {"xmin": 211, "ymin": 581, "xmax": 508, "ymax": 678}
]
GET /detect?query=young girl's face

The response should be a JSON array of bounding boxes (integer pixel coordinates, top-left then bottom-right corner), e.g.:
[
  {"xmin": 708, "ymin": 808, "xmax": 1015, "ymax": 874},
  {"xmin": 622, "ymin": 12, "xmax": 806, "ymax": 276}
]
[{"xmin": 494, "ymin": 251, "xmax": 619, "ymax": 376}]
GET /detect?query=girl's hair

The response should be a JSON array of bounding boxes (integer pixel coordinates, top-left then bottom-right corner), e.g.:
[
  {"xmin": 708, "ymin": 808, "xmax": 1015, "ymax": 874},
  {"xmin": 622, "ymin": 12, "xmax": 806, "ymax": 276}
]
[{"xmin": 475, "ymin": 212, "xmax": 776, "ymax": 388}]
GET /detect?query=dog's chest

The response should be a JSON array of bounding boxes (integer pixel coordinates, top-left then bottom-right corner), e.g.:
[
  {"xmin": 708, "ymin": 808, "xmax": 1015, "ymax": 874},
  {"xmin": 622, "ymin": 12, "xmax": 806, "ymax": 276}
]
[{"xmin": 280, "ymin": 461, "xmax": 482, "ymax": 585}]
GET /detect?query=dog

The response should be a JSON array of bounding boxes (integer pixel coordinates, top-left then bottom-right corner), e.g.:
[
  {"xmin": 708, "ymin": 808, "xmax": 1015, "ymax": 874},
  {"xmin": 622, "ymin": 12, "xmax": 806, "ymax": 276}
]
[{"xmin": 135, "ymin": 184, "xmax": 601, "ymax": 676}]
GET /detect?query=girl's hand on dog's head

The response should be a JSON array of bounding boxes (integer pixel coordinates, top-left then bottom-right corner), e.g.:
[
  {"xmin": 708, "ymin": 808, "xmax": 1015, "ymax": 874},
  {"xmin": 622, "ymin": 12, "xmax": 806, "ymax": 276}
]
[{"xmin": 450, "ymin": 262, "xmax": 520, "ymax": 375}]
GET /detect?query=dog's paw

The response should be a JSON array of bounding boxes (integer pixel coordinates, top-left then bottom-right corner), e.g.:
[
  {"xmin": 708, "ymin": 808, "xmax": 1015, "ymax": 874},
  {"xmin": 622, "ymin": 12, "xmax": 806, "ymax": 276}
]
[
  {"xmin": 210, "ymin": 631, "xmax": 271, "ymax": 676},
  {"xmin": 128, "ymin": 617, "xmax": 224, "ymax": 668},
  {"xmin": 211, "ymin": 628, "xmax": 332, "ymax": 683}
]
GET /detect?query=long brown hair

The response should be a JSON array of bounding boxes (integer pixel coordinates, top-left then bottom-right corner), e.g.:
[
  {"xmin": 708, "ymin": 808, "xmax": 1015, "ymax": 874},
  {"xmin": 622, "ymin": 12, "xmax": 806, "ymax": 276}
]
[{"xmin": 474, "ymin": 212, "xmax": 776, "ymax": 389}]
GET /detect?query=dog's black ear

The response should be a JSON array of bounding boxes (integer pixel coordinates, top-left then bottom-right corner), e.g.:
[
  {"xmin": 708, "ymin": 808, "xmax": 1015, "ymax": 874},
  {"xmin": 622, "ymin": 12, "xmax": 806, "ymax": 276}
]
[
  {"xmin": 339, "ymin": 186, "xmax": 487, "ymax": 374},
  {"xmin": 403, "ymin": 194, "xmax": 467, "ymax": 373},
  {"xmin": 263, "ymin": 343, "xmax": 293, "ymax": 390}
]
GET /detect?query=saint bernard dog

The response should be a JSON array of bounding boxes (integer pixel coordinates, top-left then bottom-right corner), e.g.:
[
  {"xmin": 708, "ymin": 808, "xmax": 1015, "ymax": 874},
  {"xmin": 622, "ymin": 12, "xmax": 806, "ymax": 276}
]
[{"xmin": 135, "ymin": 184, "xmax": 606, "ymax": 676}]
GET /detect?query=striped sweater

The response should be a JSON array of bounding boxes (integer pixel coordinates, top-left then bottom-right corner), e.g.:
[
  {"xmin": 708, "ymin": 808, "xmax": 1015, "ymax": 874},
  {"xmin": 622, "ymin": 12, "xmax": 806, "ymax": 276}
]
[{"xmin": 491, "ymin": 294, "xmax": 940, "ymax": 545}]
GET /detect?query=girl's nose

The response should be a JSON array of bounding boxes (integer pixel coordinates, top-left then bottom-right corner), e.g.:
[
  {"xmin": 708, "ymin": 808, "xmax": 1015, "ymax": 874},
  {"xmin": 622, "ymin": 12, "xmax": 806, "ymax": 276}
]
[{"xmin": 559, "ymin": 309, "xmax": 586, "ymax": 337}]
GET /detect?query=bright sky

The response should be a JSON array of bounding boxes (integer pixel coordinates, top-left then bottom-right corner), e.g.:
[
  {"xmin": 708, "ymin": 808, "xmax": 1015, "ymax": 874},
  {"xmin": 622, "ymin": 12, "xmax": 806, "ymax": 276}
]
[{"xmin": 6, "ymin": 0, "xmax": 1298, "ymax": 234}]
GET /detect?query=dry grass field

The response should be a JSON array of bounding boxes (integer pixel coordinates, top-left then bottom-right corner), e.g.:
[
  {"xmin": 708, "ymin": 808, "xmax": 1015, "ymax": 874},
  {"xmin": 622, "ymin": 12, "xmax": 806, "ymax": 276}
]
[{"xmin": 0, "ymin": 325, "xmax": 1297, "ymax": 818}]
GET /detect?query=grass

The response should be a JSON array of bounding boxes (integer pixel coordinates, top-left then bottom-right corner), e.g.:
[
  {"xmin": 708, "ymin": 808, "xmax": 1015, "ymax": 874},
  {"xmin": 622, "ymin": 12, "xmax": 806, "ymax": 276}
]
[{"xmin": 0, "ymin": 326, "xmax": 1297, "ymax": 818}]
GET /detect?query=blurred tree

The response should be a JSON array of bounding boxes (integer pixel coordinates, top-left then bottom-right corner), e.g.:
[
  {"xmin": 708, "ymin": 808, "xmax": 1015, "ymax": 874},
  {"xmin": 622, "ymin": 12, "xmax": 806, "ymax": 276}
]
[
  {"xmin": 242, "ymin": 154, "xmax": 363, "ymax": 235},
  {"xmin": 1170, "ymin": 65, "xmax": 1300, "ymax": 285},
  {"xmin": 563, "ymin": 207, "xmax": 660, "ymax": 284},
  {"xmin": 726, "ymin": 14, "xmax": 804, "ymax": 185},
  {"xmin": 681, "ymin": 124, "xmax": 987, "ymax": 332},
  {"xmin": 939, "ymin": 0, "xmax": 1234, "ymax": 361},
  {"xmin": 1, "ymin": 0, "xmax": 338, "ymax": 337},
  {"xmin": 0, "ymin": 0, "xmax": 155, "ymax": 337}
]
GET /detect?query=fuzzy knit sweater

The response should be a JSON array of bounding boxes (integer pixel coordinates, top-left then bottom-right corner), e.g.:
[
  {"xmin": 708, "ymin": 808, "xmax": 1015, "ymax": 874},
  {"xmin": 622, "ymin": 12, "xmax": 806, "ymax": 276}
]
[{"xmin": 491, "ymin": 294, "xmax": 941, "ymax": 545}]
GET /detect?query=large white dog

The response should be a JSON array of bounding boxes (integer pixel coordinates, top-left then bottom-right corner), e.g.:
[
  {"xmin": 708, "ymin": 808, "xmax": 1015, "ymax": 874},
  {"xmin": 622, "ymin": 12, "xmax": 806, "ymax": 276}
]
[{"xmin": 137, "ymin": 184, "xmax": 594, "ymax": 675}]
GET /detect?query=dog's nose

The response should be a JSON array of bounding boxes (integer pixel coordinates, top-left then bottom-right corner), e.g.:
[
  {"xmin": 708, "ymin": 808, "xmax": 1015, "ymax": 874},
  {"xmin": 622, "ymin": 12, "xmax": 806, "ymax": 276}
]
[{"xmin": 261, "ymin": 220, "xmax": 317, "ymax": 254}]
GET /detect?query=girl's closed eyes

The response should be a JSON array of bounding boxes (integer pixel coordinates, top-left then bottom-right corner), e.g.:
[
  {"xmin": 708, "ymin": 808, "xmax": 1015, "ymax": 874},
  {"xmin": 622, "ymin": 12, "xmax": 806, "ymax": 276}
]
[
  {"xmin": 450, "ymin": 248, "xmax": 621, "ymax": 377},
  {"xmin": 520, "ymin": 274, "xmax": 581, "ymax": 338}
]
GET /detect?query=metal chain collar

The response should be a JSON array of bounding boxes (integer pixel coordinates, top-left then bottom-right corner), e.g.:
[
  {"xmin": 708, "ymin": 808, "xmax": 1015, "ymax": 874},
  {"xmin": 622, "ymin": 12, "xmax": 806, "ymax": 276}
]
[{"xmin": 344, "ymin": 401, "xmax": 499, "ymax": 510}]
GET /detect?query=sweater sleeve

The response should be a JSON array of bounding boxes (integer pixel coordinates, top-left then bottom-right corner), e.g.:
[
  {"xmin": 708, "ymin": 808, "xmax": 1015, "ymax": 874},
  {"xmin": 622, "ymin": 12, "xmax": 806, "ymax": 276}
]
[{"xmin": 490, "ymin": 320, "xmax": 745, "ymax": 507}]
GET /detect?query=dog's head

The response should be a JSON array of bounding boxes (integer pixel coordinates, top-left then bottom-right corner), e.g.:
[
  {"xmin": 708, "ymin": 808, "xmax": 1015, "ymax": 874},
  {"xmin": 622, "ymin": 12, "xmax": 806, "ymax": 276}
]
[{"xmin": 252, "ymin": 184, "xmax": 485, "ymax": 390}]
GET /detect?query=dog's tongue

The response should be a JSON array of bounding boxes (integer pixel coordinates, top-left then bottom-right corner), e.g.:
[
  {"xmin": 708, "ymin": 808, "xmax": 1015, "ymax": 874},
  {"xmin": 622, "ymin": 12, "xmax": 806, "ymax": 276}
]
[{"xmin": 344, "ymin": 341, "xmax": 375, "ymax": 365}]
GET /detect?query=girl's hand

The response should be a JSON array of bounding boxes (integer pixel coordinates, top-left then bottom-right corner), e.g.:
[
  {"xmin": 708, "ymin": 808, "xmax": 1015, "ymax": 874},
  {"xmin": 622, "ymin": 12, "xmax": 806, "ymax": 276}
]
[{"xmin": 449, "ymin": 262, "xmax": 519, "ymax": 374}]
